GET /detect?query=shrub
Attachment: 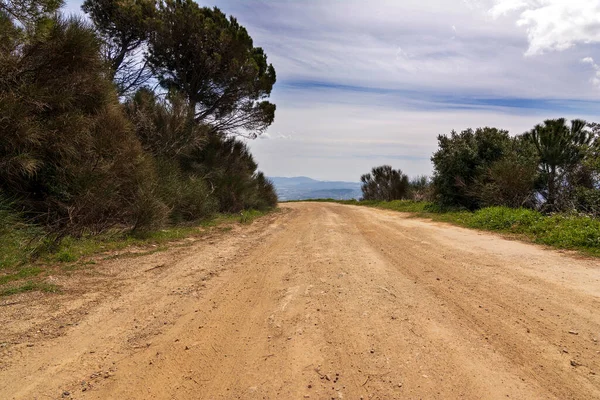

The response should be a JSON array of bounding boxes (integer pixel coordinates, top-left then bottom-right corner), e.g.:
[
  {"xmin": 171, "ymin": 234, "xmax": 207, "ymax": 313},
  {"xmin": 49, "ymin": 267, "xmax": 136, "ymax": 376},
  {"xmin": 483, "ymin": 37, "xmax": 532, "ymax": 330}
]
[
  {"xmin": 431, "ymin": 127, "xmax": 512, "ymax": 210},
  {"xmin": 0, "ymin": 16, "xmax": 160, "ymax": 235},
  {"xmin": 154, "ymin": 158, "xmax": 217, "ymax": 223},
  {"xmin": 361, "ymin": 165, "xmax": 410, "ymax": 201},
  {"xmin": 473, "ymin": 151, "xmax": 538, "ymax": 209}
]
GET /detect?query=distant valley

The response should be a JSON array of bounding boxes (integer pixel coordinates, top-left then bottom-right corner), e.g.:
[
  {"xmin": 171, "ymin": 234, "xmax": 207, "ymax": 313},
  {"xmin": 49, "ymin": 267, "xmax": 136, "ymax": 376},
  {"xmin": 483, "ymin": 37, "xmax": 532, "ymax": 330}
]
[{"xmin": 269, "ymin": 177, "xmax": 362, "ymax": 201}]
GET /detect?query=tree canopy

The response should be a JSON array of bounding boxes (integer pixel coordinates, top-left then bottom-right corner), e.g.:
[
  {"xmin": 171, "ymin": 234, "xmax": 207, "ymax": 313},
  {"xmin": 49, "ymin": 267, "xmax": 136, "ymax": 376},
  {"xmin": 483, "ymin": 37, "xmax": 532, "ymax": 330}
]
[{"xmin": 147, "ymin": 1, "xmax": 276, "ymax": 136}]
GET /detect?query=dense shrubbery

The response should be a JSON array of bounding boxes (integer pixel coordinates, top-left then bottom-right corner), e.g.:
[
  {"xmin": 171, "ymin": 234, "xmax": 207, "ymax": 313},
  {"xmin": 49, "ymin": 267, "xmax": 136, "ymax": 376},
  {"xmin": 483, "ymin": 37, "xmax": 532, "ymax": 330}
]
[
  {"xmin": 0, "ymin": 0, "xmax": 277, "ymax": 245},
  {"xmin": 426, "ymin": 119, "xmax": 599, "ymax": 214},
  {"xmin": 359, "ymin": 120, "xmax": 600, "ymax": 255}
]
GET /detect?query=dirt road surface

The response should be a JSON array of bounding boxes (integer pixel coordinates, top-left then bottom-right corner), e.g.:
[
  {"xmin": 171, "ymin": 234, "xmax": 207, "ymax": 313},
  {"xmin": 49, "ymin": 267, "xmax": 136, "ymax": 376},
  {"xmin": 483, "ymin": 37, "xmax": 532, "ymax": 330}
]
[{"xmin": 1, "ymin": 202, "xmax": 600, "ymax": 399}]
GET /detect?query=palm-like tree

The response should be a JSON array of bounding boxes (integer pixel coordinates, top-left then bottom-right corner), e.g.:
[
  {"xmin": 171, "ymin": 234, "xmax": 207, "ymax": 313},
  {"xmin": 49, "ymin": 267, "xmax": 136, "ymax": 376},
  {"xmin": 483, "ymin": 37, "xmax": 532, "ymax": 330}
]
[{"xmin": 526, "ymin": 118, "xmax": 592, "ymax": 209}]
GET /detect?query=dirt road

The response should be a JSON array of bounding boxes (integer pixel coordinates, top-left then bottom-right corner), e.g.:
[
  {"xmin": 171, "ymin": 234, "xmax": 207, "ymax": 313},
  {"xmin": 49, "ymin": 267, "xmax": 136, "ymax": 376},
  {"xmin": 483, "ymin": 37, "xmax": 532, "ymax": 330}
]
[{"xmin": 1, "ymin": 202, "xmax": 600, "ymax": 399}]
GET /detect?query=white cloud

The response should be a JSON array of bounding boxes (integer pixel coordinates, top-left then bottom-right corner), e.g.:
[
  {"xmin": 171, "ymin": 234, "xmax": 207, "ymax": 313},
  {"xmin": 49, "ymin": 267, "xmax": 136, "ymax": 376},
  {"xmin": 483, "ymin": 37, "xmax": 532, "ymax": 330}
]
[
  {"xmin": 258, "ymin": 132, "xmax": 292, "ymax": 140},
  {"xmin": 489, "ymin": 0, "xmax": 600, "ymax": 55},
  {"xmin": 582, "ymin": 57, "xmax": 600, "ymax": 87}
]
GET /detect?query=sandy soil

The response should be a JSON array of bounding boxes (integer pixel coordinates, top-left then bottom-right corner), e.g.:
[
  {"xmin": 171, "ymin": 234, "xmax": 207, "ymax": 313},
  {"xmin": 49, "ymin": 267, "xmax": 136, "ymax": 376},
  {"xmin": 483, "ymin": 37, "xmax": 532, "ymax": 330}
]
[{"xmin": 1, "ymin": 202, "xmax": 599, "ymax": 399}]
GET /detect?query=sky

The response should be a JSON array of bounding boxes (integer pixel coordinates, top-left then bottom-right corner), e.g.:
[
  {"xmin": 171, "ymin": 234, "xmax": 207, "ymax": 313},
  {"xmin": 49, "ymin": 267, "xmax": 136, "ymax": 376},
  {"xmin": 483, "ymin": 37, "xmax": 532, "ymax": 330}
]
[{"xmin": 64, "ymin": 0, "xmax": 600, "ymax": 181}]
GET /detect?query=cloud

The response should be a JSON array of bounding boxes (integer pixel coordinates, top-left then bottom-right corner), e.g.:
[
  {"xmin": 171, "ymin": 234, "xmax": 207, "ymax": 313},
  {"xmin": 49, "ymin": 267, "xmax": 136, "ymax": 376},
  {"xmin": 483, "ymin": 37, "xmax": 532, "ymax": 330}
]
[
  {"xmin": 258, "ymin": 132, "xmax": 292, "ymax": 140},
  {"xmin": 582, "ymin": 57, "xmax": 600, "ymax": 88},
  {"xmin": 489, "ymin": 0, "xmax": 600, "ymax": 55}
]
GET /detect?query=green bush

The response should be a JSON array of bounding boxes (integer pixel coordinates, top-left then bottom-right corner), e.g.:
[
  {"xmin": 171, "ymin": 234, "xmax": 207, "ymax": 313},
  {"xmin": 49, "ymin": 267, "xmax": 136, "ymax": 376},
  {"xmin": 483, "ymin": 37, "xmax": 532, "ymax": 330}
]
[
  {"xmin": 0, "ymin": 16, "xmax": 161, "ymax": 235},
  {"xmin": 155, "ymin": 158, "xmax": 218, "ymax": 224}
]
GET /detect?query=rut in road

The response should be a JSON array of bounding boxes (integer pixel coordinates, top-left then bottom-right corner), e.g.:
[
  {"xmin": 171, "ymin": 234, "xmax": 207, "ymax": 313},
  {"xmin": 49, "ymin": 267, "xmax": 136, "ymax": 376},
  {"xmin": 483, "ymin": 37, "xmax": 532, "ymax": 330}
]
[{"xmin": 1, "ymin": 202, "xmax": 599, "ymax": 399}]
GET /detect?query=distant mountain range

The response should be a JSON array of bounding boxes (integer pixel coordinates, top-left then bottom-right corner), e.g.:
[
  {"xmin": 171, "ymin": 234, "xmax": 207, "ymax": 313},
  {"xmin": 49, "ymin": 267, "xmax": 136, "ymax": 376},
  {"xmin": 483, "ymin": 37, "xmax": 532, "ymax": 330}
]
[{"xmin": 269, "ymin": 176, "xmax": 362, "ymax": 201}]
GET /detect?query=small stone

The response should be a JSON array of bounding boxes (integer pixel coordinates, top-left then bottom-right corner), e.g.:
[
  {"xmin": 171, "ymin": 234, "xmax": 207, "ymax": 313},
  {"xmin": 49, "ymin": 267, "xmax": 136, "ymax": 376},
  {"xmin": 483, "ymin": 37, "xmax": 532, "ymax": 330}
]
[
  {"xmin": 571, "ymin": 360, "xmax": 581, "ymax": 367},
  {"xmin": 62, "ymin": 391, "xmax": 70, "ymax": 397},
  {"xmin": 370, "ymin": 349, "xmax": 375, "ymax": 354},
  {"xmin": 569, "ymin": 330, "xmax": 579, "ymax": 335},
  {"xmin": 562, "ymin": 348, "xmax": 569, "ymax": 354},
  {"xmin": 185, "ymin": 346, "xmax": 190, "ymax": 350}
]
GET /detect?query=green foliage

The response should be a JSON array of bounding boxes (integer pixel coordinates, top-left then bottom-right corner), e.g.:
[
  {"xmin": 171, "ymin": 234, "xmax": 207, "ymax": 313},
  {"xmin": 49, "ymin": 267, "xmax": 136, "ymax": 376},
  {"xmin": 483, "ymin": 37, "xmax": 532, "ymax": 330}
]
[
  {"xmin": 408, "ymin": 175, "xmax": 432, "ymax": 201},
  {"xmin": 473, "ymin": 137, "xmax": 539, "ymax": 208},
  {"xmin": 252, "ymin": 172, "xmax": 278, "ymax": 211},
  {"xmin": 361, "ymin": 165, "xmax": 410, "ymax": 201},
  {"xmin": 154, "ymin": 158, "xmax": 217, "ymax": 223},
  {"xmin": 126, "ymin": 88, "xmax": 207, "ymax": 158},
  {"xmin": 82, "ymin": 0, "xmax": 156, "ymax": 95},
  {"xmin": 431, "ymin": 127, "xmax": 512, "ymax": 210},
  {"xmin": 1, "ymin": 0, "xmax": 63, "ymax": 28},
  {"xmin": 0, "ymin": 15, "xmax": 164, "ymax": 235},
  {"xmin": 525, "ymin": 118, "xmax": 593, "ymax": 209},
  {"xmin": 182, "ymin": 134, "xmax": 277, "ymax": 213},
  {"xmin": 148, "ymin": 1, "xmax": 276, "ymax": 135}
]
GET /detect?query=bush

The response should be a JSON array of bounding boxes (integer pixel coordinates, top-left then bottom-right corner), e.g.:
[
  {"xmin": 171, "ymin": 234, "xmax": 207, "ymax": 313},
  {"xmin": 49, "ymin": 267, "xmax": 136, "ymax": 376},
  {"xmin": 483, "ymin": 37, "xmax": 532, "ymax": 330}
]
[
  {"xmin": 431, "ymin": 127, "xmax": 512, "ymax": 210},
  {"xmin": 0, "ymin": 17, "xmax": 160, "ymax": 235},
  {"xmin": 181, "ymin": 134, "xmax": 277, "ymax": 213},
  {"xmin": 154, "ymin": 158, "xmax": 217, "ymax": 223},
  {"xmin": 473, "ymin": 151, "xmax": 538, "ymax": 209},
  {"xmin": 361, "ymin": 165, "xmax": 410, "ymax": 201}
]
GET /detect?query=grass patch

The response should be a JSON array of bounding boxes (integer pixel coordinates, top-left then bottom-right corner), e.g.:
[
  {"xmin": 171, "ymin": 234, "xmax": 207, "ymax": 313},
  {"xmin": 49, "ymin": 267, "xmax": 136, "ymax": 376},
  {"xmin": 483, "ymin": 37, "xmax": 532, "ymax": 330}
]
[
  {"xmin": 239, "ymin": 209, "xmax": 268, "ymax": 224},
  {"xmin": 0, "ymin": 266, "xmax": 44, "ymax": 285},
  {"xmin": 42, "ymin": 210, "xmax": 269, "ymax": 265},
  {"xmin": 0, "ymin": 281, "xmax": 60, "ymax": 297},
  {"xmin": 324, "ymin": 200, "xmax": 600, "ymax": 257},
  {"xmin": 0, "ymin": 207, "xmax": 275, "ymax": 296}
]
